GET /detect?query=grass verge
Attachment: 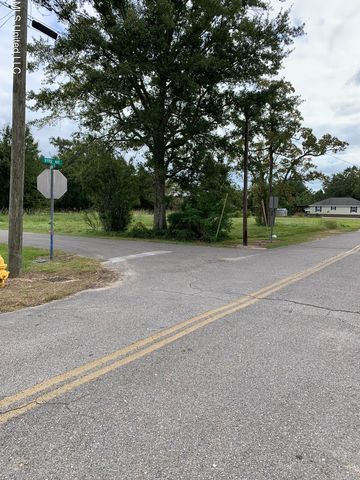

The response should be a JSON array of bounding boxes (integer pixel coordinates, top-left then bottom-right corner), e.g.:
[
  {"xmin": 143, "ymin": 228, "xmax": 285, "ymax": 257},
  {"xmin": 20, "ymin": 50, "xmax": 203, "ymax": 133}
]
[
  {"xmin": 1, "ymin": 211, "xmax": 360, "ymax": 248},
  {"xmin": 0, "ymin": 244, "xmax": 116, "ymax": 314}
]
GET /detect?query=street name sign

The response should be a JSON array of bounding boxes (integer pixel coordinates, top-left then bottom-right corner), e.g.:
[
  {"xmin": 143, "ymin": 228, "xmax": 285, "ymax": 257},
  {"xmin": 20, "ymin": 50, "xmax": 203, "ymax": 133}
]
[{"xmin": 41, "ymin": 156, "xmax": 63, "ymax": 168}]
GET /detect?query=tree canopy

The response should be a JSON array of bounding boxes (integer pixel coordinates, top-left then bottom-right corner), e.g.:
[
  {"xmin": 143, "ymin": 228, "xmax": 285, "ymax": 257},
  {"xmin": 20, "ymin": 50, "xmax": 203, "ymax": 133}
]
[
  {"xmin": 30, "ymin": 0, "xmax": 302, "ymax": 229},
  {"xmin": 323, "ymin": 166, "xmax": 360, "ymax": 201},
  {"xmin": 0, "ymin": 126, "xmax": 44, "ymax": 210}
]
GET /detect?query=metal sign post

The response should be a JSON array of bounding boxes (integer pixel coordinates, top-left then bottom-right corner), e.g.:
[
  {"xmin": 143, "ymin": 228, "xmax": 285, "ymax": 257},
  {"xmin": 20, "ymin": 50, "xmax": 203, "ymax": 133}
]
[
  {"xmin": 50, "ymin": 166, "xmax": 55, "ymax": 260},
  {"xmin": 269, "ymin": 196, "xmax": 278, "ymax": 242},
  {"xmin": 37, "ymin": 159, "xmax": 67, "ymax": 260}
]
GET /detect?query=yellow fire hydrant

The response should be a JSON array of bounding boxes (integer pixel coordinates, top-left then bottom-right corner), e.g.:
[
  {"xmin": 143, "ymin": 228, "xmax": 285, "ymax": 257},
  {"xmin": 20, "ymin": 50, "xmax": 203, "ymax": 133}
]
[{"xmin": 0, "ymin": 255, "xmax": 9, "ymax": 288}]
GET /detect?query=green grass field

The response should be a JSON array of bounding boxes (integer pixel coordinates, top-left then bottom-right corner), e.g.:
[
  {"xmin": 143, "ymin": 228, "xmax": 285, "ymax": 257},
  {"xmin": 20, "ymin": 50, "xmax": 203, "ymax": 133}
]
[
  {"xmin": 0, "ymin": 243, "xmax": 113, "ymax": 313},
  {"xmin": 1, "ymin": 210, "xmax": 360, "ymax": 248},
  {"xmin": 228, "ymin": 216, "xmax": 360, "ymax": 247},
  {"xmin": 0, "ymin": 243, "xmax": 49, "ymax": 271}
]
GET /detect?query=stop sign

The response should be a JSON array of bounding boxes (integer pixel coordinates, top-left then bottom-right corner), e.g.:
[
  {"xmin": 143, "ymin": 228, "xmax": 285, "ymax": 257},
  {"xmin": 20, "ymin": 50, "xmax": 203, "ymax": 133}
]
[{"xmin": 37, "ymin": 170, "xmax": 67, "ymax": 199}]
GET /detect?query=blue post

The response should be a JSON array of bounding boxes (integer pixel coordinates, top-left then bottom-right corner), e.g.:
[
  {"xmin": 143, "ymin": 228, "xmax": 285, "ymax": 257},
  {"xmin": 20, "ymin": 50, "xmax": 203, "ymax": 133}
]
[{"xmin": 50, "ymin": 166, "xmax": 54, "ymax": 260}]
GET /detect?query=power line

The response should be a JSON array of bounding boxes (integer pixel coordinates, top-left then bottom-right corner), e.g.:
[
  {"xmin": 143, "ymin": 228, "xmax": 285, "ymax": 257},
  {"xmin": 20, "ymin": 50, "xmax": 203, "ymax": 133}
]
[
  {"xmin": 0, "ymin": 0, "xmax": 12, "ymax": 9},
  {"xmin": 0, "ymin": 9, "xmax": 12, "ymax": 21},
  {"xmin": 0, "ymin": 0, "xmax": 61, "ymax": 36},
  {"xmin": 31, "ymin": 0, "xmax": 52, "ymax": 16},
  {"xmin": 0, "ymin": 11, "xmax": 13, "ymax": 28},
  {"xmin": 326, "ymin": 153, "xmax": 359, "ymax": 167}
]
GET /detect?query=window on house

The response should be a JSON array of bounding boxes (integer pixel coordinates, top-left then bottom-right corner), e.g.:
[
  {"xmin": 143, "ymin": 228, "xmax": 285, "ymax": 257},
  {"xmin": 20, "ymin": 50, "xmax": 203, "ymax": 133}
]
[
  {"xmin": 350, "ymin": 206, "xmax": 358, "ymax": 213},
  {"xmin": 331, "ymin": 206, "xmax": 336, "ymax": 211},
  {"xmin": 315, "ymin": 206, "xmax": 322, "ymax": 212}
]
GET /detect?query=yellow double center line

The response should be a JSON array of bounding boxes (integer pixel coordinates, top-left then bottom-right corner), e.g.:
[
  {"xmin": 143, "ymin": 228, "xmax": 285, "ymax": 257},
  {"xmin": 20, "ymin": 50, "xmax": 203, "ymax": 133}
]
[{"xmin": 1, "ymin": 244, "xmax": 359, "ymax": 425}]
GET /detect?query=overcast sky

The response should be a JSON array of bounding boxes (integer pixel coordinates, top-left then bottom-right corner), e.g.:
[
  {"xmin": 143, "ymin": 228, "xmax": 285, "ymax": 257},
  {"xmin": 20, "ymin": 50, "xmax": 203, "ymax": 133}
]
[{"xmin": 0, "ymin": 0, "xmax": 359, "ymax": 188}]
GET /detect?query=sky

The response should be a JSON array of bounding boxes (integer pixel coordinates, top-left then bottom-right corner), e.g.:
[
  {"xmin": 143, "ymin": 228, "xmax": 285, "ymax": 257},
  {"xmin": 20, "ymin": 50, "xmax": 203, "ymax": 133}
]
[{"xmin": 0, "ymin": 0, "xmax": 360, "ymax": 189}]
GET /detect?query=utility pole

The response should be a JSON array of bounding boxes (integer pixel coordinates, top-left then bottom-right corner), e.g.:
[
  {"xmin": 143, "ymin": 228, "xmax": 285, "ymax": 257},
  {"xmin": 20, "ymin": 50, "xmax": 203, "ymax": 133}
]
[
  {"xmin": 268, "ymin": 145, "xmax": 274, "ymax": 242},
  {"xmin": 8, "ymin": 0, "xmax": 28, "ymax": 277},
  {"xmin": 242, "ymin": 115, "xmax": 250, "ymax": 247}
]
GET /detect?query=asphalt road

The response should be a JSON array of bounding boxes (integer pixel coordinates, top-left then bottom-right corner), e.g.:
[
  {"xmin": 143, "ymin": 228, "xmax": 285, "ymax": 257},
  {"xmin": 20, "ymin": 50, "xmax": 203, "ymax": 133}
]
[{"xmin": 1, "ymin": 231, "xmax": 360, "ymax": 479}]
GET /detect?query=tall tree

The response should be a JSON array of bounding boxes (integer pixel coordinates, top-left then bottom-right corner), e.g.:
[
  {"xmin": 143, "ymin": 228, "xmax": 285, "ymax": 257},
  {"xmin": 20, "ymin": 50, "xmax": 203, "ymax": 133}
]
[
  {"xmin": 50, "ymin": 136, "xmax": 95, "ymax": 210},
  {"xmin": 258, "ymin": 80, "xmax": 302, "ymax": 223},
  {"xmin": 323, "ymin": 166, "xmax": 360, "ymax": 200},
  {"xmin": 276, "ymin": 128, "xmax": 348, "ymax": 183},
  {"xmin": 250, "ymin": 125, "xmax": 347, "ymax": 224},
  {"xmin": 0, "ymin": 126, "xmax": 43, "ymax": 210},
  {"xmin": 29, "ymin": 0, "xmax": 302, "ymax": 229},
  {"xmin": 230, "ymin": 88, "xmax": 275, "ymax": 244},
  {"xmin": 244, "ymin": 79, "xmax": 302, "ymax": 224}
]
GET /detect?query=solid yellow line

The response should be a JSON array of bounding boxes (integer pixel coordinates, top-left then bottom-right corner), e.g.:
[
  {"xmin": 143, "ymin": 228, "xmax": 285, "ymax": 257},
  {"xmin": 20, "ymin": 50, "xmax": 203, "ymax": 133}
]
[
  {"xmin": 0, "ymin": 266, "xmax": 308, "ymax": 411},
  {"xmin": 0, "ymin": 296, "xmax": 261, "ymax": 424},
  {"xmin": 0, "ymin": 291, "xmax": 263, "ymax": 410},
  {"xmin": 1, "ymin": 243, "xmax": 359, "ymax": 424}
]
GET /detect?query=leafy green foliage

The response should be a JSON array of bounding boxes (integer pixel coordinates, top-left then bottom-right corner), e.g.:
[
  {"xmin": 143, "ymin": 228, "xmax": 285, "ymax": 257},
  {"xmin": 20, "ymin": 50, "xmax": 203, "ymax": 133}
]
[
  {"xmin": 168, "ymin": 155, "xmax": 233, "ymax": 241},
  {"xmin": 134, "ymin": 165, "xmax": 155, "ymax": 210},
  {"xmin": 127, "ymin": 221, "xmax": 155, "ymax": 239},
  {"xmin": 29, "ymin": 0, "xmax": 302, "ymax": 229},
  {"xmin": 80, "ymin": 143, "xmax": 138, "ymax": 232},
  {"xmin": 323, "ymin": 166, "xmax": 360, "ymax": 200},
  {"xmin": 50, "ymin": 137, "xmax": 93, "ymax": 210},
  {"xmin": 0, "ymin": 126, "xmax": 44, "ymax": 210}
]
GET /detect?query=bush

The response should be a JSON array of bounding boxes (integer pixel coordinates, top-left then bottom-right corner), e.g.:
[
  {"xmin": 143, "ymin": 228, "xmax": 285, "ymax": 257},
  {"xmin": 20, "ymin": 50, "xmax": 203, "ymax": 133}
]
[
  {"xmin": 127, "ymin": 222, "xmax": 155, "ymax": 238},
  {"xmin": 83, "ymin": 210, "xmax": 101, "ymax": 231},
  {"xmin": 81, "ymin": 150, "xmax": 138, "ymax": 232},
  {"xmin": 168, "ymin": 202, "xmax": 231, "ymax": 242},
  {"xmin": 322, "ymin": 220, "xmax": 338, "ymax": 230}
]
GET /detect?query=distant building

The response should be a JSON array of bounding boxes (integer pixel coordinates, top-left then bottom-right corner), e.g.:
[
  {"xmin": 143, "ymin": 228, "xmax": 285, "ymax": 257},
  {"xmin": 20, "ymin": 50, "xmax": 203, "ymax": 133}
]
[
  {"xmin": 276, "ymin": 208, "xmax": 288, "ymax": 217},
  {"xmin": 307, "ymin": 197, "xmax": 360, "ymax": 217}
]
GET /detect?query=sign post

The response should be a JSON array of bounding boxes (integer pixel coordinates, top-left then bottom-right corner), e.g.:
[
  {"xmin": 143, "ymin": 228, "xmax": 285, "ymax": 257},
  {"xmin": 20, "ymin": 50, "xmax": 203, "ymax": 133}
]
[
  {"xmin": 37, "ymin": 159, "xmax": 67, "ymax": 260},
  {"xmin": 269, "ymin": 196, "xmax": 278, "ymax": 242},
  {"xmin": 50, "ymin": 166, "xmax": 55, "ymax": 259}
]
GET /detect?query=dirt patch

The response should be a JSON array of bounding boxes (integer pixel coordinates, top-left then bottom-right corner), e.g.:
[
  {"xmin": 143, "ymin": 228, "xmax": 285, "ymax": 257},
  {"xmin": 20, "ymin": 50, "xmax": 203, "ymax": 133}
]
[{"xmin": 0, "ymin": 257, "xmax": 118, "ymax": 314}]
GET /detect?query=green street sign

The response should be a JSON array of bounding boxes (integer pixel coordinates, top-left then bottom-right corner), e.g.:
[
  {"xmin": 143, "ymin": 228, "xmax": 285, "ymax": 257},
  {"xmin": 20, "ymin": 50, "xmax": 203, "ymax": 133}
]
[{"xmin": 42, "ymin": 157, "xmax": 63, "ymax": 168}]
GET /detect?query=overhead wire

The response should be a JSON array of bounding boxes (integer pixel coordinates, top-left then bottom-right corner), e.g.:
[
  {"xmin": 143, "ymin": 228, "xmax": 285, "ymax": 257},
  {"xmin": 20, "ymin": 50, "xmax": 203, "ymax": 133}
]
[
  {"xmin": 0, "ymin": 10, "xmax": 13, "ymax": 28},
  {"xmin": 0, "ymin": 0, "xmax": 12, "ymax": 9},
  {"xmin": 326, "ymin": 152, "xmax": 359, "ymax": 167},
  {"xmin": 32, "ymin": 0, "xmax": 52, "ymax": 17},
  {"xmin": 0, "ymin": 0, "xmax": 61, "ymax": 35},
  {"xmin": 0, "ymin": 9, "xmax": 12, "ymax": 21}
]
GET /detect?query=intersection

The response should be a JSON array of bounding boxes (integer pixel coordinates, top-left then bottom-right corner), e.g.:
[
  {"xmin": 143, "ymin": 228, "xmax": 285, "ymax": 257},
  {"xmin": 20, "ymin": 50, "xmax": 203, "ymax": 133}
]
[{"xmin": 1, "ymin": 231, "xmax": 360, "ymax": 479}]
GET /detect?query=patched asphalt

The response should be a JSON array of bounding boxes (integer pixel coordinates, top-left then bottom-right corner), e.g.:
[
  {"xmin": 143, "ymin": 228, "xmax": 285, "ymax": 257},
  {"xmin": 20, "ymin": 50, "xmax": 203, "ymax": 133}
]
[{"xmin": 1, "ymin": 230, "xmax": 360, "ymax": 479}]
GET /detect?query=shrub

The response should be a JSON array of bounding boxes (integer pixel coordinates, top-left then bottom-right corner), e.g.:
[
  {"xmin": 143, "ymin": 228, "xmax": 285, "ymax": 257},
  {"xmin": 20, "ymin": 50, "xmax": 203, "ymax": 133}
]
[
  {"xmin": 168, "ymin": 201, "xmax": 231, "ymax": 242},
  {"xmin": 127, "ymin": 222, "xmax": 155, "ymax": 238},
  {"xmin": 83, "ymin": 210, "xmax": 101, "ymax": 231},
  {"xmin": 82, "ymin": 150, "xmax": 138, "ymax": 232},
  {"xmin": 322, "ymin": 220, "xmax": 338, "ymax": 230}
]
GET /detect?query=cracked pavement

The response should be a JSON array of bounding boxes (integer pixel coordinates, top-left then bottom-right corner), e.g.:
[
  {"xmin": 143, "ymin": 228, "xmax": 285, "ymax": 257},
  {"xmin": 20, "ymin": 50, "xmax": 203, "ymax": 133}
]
[{"xmin": 1, "ymin": 230, "xmax": 360, "ymax": 479}]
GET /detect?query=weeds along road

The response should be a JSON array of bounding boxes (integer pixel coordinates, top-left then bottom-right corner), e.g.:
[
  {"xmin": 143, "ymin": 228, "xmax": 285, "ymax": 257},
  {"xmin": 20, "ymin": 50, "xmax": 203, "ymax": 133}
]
[{"xmin": 1, "ymin": 230, "xmax": 360, "ymax": 479}]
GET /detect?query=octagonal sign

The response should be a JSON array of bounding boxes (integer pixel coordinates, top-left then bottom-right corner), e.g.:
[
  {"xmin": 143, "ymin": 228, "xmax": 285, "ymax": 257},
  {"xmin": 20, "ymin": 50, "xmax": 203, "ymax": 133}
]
[{"xmin": 37, "ymin": 169, "xmax": 67, "ymax": 199}]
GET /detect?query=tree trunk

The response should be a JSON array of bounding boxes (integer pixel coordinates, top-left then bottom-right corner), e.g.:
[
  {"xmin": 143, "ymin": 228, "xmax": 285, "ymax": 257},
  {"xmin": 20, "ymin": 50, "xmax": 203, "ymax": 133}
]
[
  {"xmin": 242, "ymin": 116, "xmax": 250, "ymax": 247},
  {"xmin": 153, "ymin": 169, "xmax": 167, "ymax": 230}
]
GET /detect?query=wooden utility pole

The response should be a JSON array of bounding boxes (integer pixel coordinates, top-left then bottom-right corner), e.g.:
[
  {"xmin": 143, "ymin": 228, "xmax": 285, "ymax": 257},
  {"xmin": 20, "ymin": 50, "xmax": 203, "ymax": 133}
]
[
  {"xmin": 242, "ymin": 116, "xmax": 250, "ymax": 247},
  {"xmin": 268, "ymin": 144, "xmax": 274, "ymax": 242},
  {"xmin": 8, "ymin": 0, "xmax": 28, "ymax": 277}
]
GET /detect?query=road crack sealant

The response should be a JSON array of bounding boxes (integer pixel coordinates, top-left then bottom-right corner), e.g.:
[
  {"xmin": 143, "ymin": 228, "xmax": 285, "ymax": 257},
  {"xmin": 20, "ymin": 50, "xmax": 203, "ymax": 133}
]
[{"xmin": 1, "ymin": 242, "xmax": 360, "ymax": 425}]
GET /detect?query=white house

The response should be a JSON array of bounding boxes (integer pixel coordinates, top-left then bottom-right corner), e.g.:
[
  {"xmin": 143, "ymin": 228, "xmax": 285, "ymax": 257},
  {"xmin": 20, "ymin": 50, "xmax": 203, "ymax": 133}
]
[{"xmin": 307, "ymin": 197, "xmax": 360, "ymax": 217}]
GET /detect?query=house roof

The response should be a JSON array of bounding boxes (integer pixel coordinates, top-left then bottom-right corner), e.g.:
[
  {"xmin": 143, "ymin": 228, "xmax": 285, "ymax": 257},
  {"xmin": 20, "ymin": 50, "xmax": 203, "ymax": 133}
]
[{"xmin": 310, "ymin": 197, "xmax": 360, "ymax": 206}]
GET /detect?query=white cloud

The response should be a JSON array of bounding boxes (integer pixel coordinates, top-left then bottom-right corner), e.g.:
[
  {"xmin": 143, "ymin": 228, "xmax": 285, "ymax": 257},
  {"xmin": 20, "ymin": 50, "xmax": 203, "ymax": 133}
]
[
  {"xmin": 279, "ymin": 0, "xmax": 360, "ymax": 174},
  {"xmin": 0, "ymin": 2, "xmax": 75, "ymax": 155}
]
